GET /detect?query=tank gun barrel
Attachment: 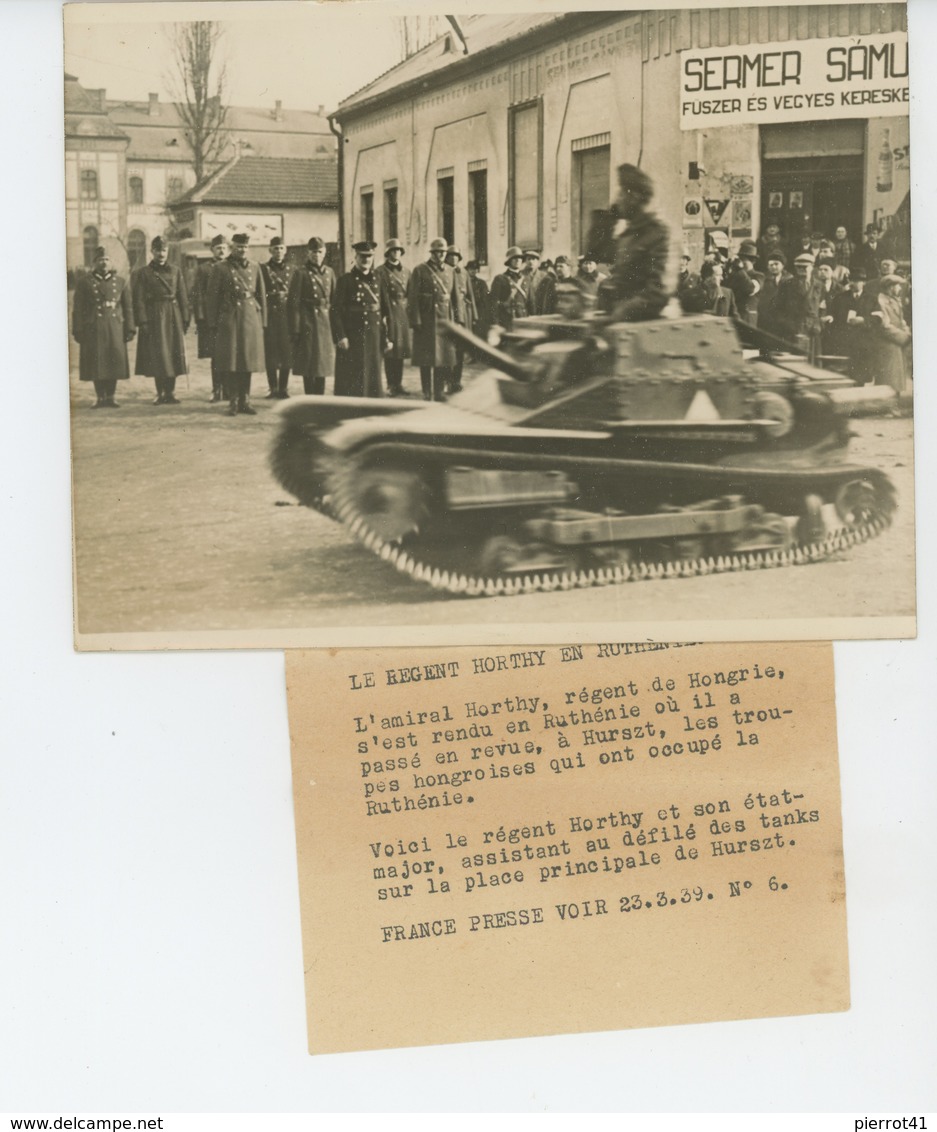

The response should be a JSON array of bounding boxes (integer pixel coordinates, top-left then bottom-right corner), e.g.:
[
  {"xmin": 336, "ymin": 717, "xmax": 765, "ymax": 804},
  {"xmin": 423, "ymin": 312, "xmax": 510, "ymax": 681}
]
[{"xmin": 441, "ymin": 320, "xmax": 539, "ymax": 383}]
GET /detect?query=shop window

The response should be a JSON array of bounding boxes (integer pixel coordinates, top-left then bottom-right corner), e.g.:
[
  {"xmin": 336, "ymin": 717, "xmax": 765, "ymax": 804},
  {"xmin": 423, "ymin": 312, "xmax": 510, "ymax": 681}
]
[
  {"xmin": 82, "ymin": 225, "xmax": 99, "ymax": 267},
  {"xmin": 383, "ymin": 184, "xmax": 398, "ymax": 241},
  {"xmin": 127, "ymin": 229, "xmax": 147, "ymax": 268},
  {"xmin": 509, "ymin": 101, "xmax": 541, "ymax": 249},
  {"xmin": 468, "ymin": 168, "xmax": 488, "ymax": 265},
  {"xmin": 167, "ymin": 176, "xmax": 184, "ymax": 200},
  {"xmin": 360, "ymin": 188, "xmax": 374, "ymax": 244},
  {"xmin": 129, "ymin": 176, "xmax": 144, "ymax": 205}
]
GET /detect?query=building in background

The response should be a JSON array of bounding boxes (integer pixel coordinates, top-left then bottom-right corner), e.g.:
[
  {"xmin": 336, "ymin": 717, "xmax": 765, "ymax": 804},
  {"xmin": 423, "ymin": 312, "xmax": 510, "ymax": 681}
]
[
  {"xmin": 65, "ymin": 75, "xmax": 336, "ymax": 274},
  {"xmin": 330, "ymin": 5, "xmax": 909, "ymax": 279}
]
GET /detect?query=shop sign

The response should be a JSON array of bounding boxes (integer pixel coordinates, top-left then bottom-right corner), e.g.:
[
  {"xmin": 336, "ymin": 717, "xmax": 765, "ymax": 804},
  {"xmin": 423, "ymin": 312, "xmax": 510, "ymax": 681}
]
[
  {"xmin": 704, "ymin": 198, "xmax": 729, "ymax": 225},
  {"xmin": 680, "ymin": 31, "xmax": 908, "ymax": 129}
]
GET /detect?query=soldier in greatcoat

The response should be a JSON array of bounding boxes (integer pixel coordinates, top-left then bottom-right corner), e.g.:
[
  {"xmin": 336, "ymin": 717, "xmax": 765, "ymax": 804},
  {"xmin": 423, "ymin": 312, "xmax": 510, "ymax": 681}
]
[
  {"xmin": 331, "ymin": 240, "xmax": 386, "ymax": 398},
  {"xmin": 465, "ymin": 261, "xmax": 490, "ymax": 344},
  {"xmin": 72, "ymin": 246, "xmax": 135, "ymax": 408},
  {"xmin": 522, "ymin": 249, "xmax": 552, "ymax": 315},
  {"xmin": 133, "ymin": 235, "xmax": 189, "ymax": 404},
  {"xmin": 489, "ymin": 246, "xmax": 531, "ymax": 332},
  {"xmin": 288, "ymin": 236, "xmax": 336, "ymax": 396},
  {"xmin": 260, "ymin": 236, "xmax": 294, "ymax": 399},
  {"xmin": 445, "ymin": 244, "xmax": 476, "ymax": 393},
  {"xmin": 596, "ymin": 164, "xmax": 670, "ymax": 321},
  {"xmin": 374, "ymin": 238, "xmax": 411, "ymax": 397},
  {"xmin": 192, "ymin": 234, "xmax": 227, "ymax": 401},
  {"xmin": 207, "ymin": 232, "xmax": 267, "ymax": 416},
  {"xmin": 407, "ymin": 237, "xmax": 464, "ymax": 401}
]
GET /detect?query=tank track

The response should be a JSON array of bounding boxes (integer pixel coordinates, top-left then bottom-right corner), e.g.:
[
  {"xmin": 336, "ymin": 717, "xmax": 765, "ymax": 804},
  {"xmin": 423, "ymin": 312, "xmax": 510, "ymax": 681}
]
[{"xmin": 319, "ymin": 445, "xmax": 897, "ymax": 598}]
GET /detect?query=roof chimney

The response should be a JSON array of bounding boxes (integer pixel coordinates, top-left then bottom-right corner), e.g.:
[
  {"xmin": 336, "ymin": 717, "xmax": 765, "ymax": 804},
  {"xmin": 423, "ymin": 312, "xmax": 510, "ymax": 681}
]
[
  {"xmin": 274, "ymin": 99, "xmax": 284, "ymax": 122},
  {"xmin": 148, "ymin": 92, "xmax": 160, "ymax": 117}
]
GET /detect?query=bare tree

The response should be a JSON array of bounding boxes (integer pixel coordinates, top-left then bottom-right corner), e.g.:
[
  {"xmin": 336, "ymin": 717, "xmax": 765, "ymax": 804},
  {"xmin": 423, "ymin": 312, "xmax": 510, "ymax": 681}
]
[{"xmin": 165, "ymin": 22, "xmax": 229, "ymax": 183}]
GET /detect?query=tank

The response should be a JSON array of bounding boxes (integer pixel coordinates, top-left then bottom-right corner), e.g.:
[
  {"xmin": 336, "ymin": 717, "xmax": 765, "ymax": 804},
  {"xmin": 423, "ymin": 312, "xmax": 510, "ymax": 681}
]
[{"xmin": 269, "ymin": 313, "xmax": 897, "ymax": 596}]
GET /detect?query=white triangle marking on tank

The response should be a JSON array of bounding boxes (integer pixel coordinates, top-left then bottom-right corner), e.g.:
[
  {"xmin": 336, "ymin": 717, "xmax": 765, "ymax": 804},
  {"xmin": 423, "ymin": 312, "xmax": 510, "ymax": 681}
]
[{"xmin": 684, "ymin": 389, "xmax": 721, "ymax": 421}]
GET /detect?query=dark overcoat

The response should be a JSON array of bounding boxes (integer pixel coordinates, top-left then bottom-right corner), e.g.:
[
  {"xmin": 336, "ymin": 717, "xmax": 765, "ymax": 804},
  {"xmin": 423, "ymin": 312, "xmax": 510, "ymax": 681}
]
[
  {"xmin": 451, "ymin": 265, "xmax": 477, "ymax": 331},
  {"xmin": 288, "ymin": 261, "xmax": 336, "ymax": 379},
  {"xmin": 72, "ymin": 268, "xmax": 135, "ymax": 382},
  {"xmin": 192, "ymin": 259, "xmax": 219, "ymax": 359},
  {"xmin": 331, "ymin": 267, "xmax": 386, "ymax": 398},
  {"xmin": 757, "ymin": 272, "xmax": 795, "ymax": 348},
  {"xmin": 469, "ymin": 275, "xmax": 491, "ymax": 339},
  {"xmin": 598, "ymin": 211, "xmax": 670, "ymax": 320},
  {"xmin": 525, "ymin": 268, "xmax": 552, "ymax": 315},
  {"xmin": 207, "ymin": 256, "xmax": 267, "ymax": 373},
  {"xmin": 703, "ymin": 284, "xmax": 738, "ymax": 319},
  {"xmin": 407, "ymin": 260, "xmax": 464, "ymax": 367},
  {"xmin": 260, "ymin": 259, "xmax": 294, "ymax": 369},
  {"xmin": 489, "ymin": 270, "xmax": 531, "ymax": 330},
  {"xmin": 133, "ymin": 261, "xmax": 189, "ymax": 379},
  {"xmin": 374, "ymin": 261, "xmax": 411, "ymax": 359}
]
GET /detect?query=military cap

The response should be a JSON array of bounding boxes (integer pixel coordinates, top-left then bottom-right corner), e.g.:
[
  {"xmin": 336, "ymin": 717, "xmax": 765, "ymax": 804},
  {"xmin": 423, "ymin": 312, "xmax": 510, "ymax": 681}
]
[
  {"xmin": 269, "ymin": 236, "xmax": 284, "ymax": 247},
  {"xmin": 765, "ymin": 249, "xmax": 787, "ymax": 265},
  {"xmin": 429, "ymin": 237, "xmax": 448, "ymax": 252},
  {"xmin": 352, "ymin": 240, "xmax": 377, "ymax": 252},
  {"xmin": 307, "ymin": 236, "xmax": 326, "ymax": 250},
  {"xmin": 231, "ymin": 233, "xmax": 250, "ymax": 246},
  {"xmin": 504, "ymin": 246, "xmax": 524, "ymax": 264},
  {"xmin": 523, "ymin": 248, "xmax": 541, "ymax": 259},
  {"xmin": 578, "ymin": 251, "xmax": 597, "ymax": 263},
  {"xmin": 384, "ymin": 238, "xmax": 405, "ymax": 254},
  {"xmin": 93, "ymin": 245, "xmax": 107, "ymax": 260},
  {"xmin": 554, "ymin": 255, "xmax": 571, "ymax": 266},
  {"xmin": 737, "ymin": 240, "xmax": 758, "ymax": 259},
  {"xmin": 150, "ymin": 236, "xmax": 167, "ymax": 251},
  {"xmin": 680, "ymin": 252, "xmax": 691, "ymax": 262},
  {"xmin": 210, "ymin": 234, "xmax": 226, "ymax": 248},
  {"xmin": 465, "ymin": 260, "xmax": 480, "ymax": 270},
  {"xmin": 794, "ymin": 253, "xmax": 815, "ymax": 266},
  {"xmin": 616, "ymin": 163, "xmax": 653, "ymax": 197},
  {"xmin": 446, "ymin": 245, "xmax": 463, "ymax": 259}
]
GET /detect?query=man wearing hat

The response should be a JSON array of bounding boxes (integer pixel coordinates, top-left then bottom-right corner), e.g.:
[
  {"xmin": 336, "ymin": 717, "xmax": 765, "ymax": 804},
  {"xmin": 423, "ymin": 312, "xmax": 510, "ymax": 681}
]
[
  {"xmin": 132, "ymin": 235, "xmax": 190, "ymax": 405},
  {"xmin": 489, "ymin": 246, "xmax": 531, "ymax": 332},
  {"xmin": 867, "ymin": 273, "xmax": 912, "ymax": 394},
  {"xmin": 522, "ymin": 248, "xmax": 551, "ymax": 315},
  {"xmin": 445, "ymin": 245, "xmax": 476, "ymax": 393},
  {"xmin": 331, "ymin": 240, "xmax": 386, "ymax": 398},
  {"xmin": 261, "ymin": 236, "xmax": 294, "ymax": 399},
  {"xmin": 538, "ymin": 255, "xmax": 573, "ymax": 316},
  {"xmin": 207, "ymin": 233, "xmax": 267, "ymax": 416},
  {"xmin": 596, "ymin": 164, "xmax": 670, "ymax": 321},
  {"xmin": 852, "ymin": 225, "xmax": 883, "ymax": 282},
  {"xmin": 288, "ymin": 237, "xmax": 336, "ymax": 396},
  {"xmin": 465, "ymin": 260, "xmax": 490, "ymax": 344},
  {"xmin": 72, "ymin": 246, "xmax": 135, "ymax": 408},
  {"xmin": 781, "ymin": 252, "xmax": 824, "ymax": 361},
  {"xmin": 374, "ymin": 238, "xmax": 411, "ymax": 396},
  {"xmin": 725, "ymin": 240, "xmax": 764, "ymax": 325},
  {"xmin": 813, "ymin": 257, "xmax": 843, "ymax": 365},
  {"xmin": 192, "ymin": 234, "xmax": 227, "ymax": 401},
  {"xmin": 757, "ymin": 250, "xmax": 794, "ymax": 351},
  {"xmin": 575, "ymin": 252, "xmax": 605, "ymax": 308},
  {"xmin": 830, "ymin": 266, "xmax": 868, "ymax": 381},
  {"xmin": 407, "ymin": 237, "xmax": 464, "ymax": 401}
]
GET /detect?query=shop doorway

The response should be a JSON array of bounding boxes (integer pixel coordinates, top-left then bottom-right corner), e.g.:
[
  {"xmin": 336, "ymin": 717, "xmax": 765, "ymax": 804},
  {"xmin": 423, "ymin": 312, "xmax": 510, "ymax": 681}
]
[
  {"xmin": 760, "ymin": 120, "xmax": 865, "ymax": 253},
  {"xmin": 571, "ymin": 141, "xmax": 610, "ymax": 258}
]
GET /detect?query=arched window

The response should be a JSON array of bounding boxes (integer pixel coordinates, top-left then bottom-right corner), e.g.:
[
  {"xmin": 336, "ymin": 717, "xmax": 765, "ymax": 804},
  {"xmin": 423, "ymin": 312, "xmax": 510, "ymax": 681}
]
[
  {"xmin": 80, "ymin": 169, "xmax": 98, "ymax": 200},
  {"xmin": 127, "ymin": 229, "xmax": 147, "ymax": 269},
  {"xmin": 82, "ymin": 226, "xmax": 99, "ymax": 268},
  {"xmin": 167, "ymin": 176, "xmax": 183, "ymax": 200},
  {"xmin": 129, "ymin": 176, "xmax": 144, "ymax": 205}
]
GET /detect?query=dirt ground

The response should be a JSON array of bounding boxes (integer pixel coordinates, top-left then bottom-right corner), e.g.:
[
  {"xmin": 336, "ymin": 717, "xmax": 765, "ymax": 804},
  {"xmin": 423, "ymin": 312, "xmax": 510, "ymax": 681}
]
[{"xmin": 70, "ymin": 338, "xmax": 917, "ymax": 644}]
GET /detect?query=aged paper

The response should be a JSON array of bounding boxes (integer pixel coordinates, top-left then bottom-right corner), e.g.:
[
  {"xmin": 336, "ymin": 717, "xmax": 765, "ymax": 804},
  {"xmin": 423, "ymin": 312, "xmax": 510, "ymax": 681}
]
[{"xmin": 286, "ymin": 640, "xmax": 848, "ymax": 1053}]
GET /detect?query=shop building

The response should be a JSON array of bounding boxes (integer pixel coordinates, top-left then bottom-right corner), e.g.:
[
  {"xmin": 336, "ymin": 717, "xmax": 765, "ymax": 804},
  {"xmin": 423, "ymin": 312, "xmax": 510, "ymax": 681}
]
[{"xmin": 331, "ymin": 5, "xmax": 909, "ymax": 277}]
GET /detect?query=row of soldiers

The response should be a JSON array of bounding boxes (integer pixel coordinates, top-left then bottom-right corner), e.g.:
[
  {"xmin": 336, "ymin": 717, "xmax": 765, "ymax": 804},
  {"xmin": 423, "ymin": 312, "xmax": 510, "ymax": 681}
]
[{"xmin": 71, "ymin": 228, "xmax": 630, "ymax": 411}]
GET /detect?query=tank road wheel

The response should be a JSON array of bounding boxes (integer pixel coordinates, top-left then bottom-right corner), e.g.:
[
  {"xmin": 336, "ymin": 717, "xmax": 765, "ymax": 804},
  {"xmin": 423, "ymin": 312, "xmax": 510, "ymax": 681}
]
[
  {"xmin": 834, "ymin": 479, "xmax": 886, "ymax": 527},
  {"xmin": 732, "ymin": 513, "xmax": 793, "ymax": 553},
  {"xmin": 751, "ymin": 391, "xmax": 795, "ymax": 439},
  {"xmin": 795, "ymin": 493, "xmax": 826, "ymax": 545},
  {"xmin": 347, "ymin": 467, "xmax": 429, "ymax": 543},
  {"xmin": 478, "ymin": 535, "xmax": 524, "ymax": 576}
]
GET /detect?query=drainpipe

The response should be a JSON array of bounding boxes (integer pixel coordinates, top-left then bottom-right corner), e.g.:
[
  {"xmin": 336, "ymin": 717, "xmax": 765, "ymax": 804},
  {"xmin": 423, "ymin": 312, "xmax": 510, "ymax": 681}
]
[{"xmin": 328, "ymin": 112, "xmax": 345, "ymax": 273}]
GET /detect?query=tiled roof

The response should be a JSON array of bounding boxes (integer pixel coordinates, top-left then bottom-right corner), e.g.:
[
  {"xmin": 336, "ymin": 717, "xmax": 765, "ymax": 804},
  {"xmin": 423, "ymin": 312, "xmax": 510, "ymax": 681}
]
[
  {"xmin": 175, "ymin": 155, "xmax": 338, "ymax": 208},
  {"xmin": 65, "ymin": 74, "xmax": 130, "ymax": 141},
  {"xmin": 337, "ymin": 13, "xmax": 568, "ymax": 113}
]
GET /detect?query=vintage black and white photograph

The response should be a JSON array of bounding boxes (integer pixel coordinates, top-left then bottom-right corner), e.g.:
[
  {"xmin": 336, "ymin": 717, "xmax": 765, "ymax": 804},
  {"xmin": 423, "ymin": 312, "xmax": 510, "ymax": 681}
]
[{"xmin": 65, "ymin": 1, "xmax": 916, "ymax": 648}]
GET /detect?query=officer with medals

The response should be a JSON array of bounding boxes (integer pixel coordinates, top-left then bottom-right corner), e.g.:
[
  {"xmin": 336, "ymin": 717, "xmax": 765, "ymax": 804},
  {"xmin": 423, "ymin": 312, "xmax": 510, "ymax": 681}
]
[
  {"xmin": 192, "ymin": 233, "xmax": 227, "ymax": 402},
  {"xmin": 133, "ymin": 235, "xmax": 190, "ymax": 405},
  {"xmin": 72, "ymin": 246, "xmax": 135, "ymax": 408},
  {"xmin": 207, "ymin": 232, "xmax": 267, "ymax": 417},
  {"xmin": 331, "ymin": 240, "xmax": 386, "ymax": 398},
  {"xmin": 374, "ymin": 238, "xmax": 411, "ymax": 396},
  {"xmin": 260, "ymin": 235, "xmax": 294, "ymax": 399},
  {"xmin": 288, "ymin": 236, "xmax": 336, "ymax": 396}
]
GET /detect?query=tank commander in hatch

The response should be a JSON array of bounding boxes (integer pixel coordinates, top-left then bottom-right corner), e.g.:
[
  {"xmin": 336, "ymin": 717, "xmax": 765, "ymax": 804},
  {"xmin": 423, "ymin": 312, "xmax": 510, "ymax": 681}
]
[{"xmin": 596, "ymin": 163, "xmax": 670, "ymax": 322}]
